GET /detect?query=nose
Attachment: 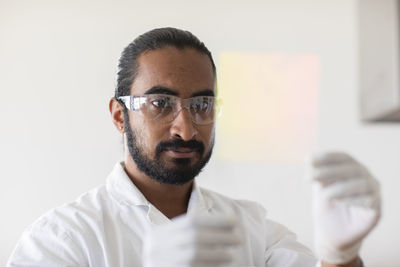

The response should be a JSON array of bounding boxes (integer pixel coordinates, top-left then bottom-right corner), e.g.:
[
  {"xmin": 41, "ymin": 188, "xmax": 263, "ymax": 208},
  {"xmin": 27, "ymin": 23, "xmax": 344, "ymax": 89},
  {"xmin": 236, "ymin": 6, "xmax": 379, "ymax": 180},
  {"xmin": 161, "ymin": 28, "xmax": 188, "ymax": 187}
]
[{"xmin": 169, "ymin": 108, "xmax": 198, "ymax": 141}]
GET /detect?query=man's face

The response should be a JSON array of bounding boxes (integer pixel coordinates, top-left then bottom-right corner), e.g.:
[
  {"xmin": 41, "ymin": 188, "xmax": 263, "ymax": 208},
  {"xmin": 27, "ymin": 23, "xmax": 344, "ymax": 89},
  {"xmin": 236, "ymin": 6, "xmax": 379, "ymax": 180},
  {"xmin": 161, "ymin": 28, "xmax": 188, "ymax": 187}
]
[{"xmin": 124, "ymin": 46, "xmax": 216, "ymax": 185}]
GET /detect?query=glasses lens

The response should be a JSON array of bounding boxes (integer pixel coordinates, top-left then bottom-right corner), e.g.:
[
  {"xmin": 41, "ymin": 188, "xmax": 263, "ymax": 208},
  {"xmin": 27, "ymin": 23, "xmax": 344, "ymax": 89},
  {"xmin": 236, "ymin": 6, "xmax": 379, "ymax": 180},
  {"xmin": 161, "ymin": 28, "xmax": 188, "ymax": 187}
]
[
  {"xmin": 190, "ymin": 96, "xmax": 215, "ymax": 124},
  {"xmin": 141, "ymin": 95, "xmax": 174, "ymax": 121}
]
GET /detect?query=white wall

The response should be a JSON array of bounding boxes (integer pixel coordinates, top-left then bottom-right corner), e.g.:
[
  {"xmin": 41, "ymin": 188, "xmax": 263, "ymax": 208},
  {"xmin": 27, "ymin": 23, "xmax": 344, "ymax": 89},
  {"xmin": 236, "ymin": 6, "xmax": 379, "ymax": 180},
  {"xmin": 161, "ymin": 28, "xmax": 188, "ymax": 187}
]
[{"xmin": 1, "ymin": 0, "xmax": 399, "ymax": 266}]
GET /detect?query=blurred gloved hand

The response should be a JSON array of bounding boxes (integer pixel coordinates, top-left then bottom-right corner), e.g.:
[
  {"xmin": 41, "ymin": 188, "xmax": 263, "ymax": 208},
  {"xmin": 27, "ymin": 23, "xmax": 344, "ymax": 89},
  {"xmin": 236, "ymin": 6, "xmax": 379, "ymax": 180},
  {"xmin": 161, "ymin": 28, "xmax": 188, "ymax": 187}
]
[
  {"xmin": 142, "ymin": 214, "xmax": 242, "ymax": 267},
  {"xmin": 311, "ymin": 152, "xmax": 381, "ymax": 264}
]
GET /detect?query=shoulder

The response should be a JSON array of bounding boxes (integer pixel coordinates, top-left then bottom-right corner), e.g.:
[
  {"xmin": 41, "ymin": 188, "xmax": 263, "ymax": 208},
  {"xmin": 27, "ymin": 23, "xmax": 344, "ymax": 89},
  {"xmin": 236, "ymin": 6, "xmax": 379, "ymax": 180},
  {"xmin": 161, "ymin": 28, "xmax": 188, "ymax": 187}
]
[
  {"xmin": 27, "ymin": 185, "xmax": 109, "ymax": 238},
  {"xmin": 7, "ymin": 186, "xmax": 109, "ymax": 266}
]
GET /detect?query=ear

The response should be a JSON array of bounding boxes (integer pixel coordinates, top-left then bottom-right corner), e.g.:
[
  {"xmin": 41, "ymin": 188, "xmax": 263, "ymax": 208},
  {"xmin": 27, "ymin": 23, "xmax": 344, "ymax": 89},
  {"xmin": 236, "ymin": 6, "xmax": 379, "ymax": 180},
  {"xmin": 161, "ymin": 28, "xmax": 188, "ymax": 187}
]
[{"xmin": 109, "ymin": 98, "xmax": 125, "ymax": 134}]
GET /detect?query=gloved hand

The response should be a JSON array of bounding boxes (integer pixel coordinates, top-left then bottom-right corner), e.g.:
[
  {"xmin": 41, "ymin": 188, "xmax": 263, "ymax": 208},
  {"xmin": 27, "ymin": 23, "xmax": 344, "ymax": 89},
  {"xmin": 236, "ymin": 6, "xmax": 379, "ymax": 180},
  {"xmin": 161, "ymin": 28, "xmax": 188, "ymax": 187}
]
[
  {"xmin": 142, "ymin": 214, "xmax": 242, "ymax": 267},
  {"xmin": 310, "ymin": 152, "xmax": 381, "ymax": 264}
]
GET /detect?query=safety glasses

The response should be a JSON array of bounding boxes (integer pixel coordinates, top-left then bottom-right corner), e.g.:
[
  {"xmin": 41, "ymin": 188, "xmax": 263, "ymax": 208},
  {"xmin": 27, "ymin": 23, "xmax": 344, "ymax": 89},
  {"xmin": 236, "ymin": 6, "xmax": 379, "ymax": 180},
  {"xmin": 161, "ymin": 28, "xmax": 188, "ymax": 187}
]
[{"xmin": 118, "ymin": 94, "xmax": 221, "ymax": 125}]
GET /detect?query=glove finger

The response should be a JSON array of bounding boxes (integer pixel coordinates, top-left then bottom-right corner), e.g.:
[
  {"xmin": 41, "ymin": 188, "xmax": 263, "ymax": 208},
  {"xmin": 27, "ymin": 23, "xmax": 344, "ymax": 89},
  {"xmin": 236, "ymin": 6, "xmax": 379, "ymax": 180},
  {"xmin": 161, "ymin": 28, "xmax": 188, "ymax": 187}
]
[
  {"xmin": 320, "ymin": 178, "xmax": 376, "ymax": 201},
  {"xmin": 331, "ymin": 193, "xmax": 381, "ymax": 210},
  {"xmin": 144, "ymin": 238, "xmax": 234, "ymax": 266},
  {"xmin": 312, "ymin": 162, "xmax": 365, "ymax": 186},
  {"xmin": 196, "ymin": 228, "xmax": 242, "ymax": 246},
  {"xmin": 173, "ymin": 227, "xmax": 242, "ymax": 248},
  {"xmin": 312, "ymin": 152, "xmax": 355, "ymax": 167},
  {"xmin": 154, "ymin": 236, "xmax": 238, "ymax": 266},
  {"xmin": 169, "ymin": 214, "xmax": 237, "ymax": 233},
  {"xmin": 192, "ymin": 214, "xmax": 238, "ymax": 230},
  {"xmin": 196, "ymin": 248, "xmax": 234, "ymax": 264},
  {"xmin": 177, "ymin": 247, "xmax": 234, "ymax": 265}
]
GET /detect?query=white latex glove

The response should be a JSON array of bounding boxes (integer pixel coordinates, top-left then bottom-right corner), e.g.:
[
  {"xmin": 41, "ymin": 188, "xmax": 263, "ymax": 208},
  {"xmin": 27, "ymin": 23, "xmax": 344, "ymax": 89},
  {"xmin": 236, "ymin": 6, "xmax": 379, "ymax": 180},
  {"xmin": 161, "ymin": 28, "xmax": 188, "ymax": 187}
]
[
  {"xmin": 311, "ymin": 152, "xmax": 381, "ymax": 264},
  {"xmin": 142, "ymin": 214, "xmax": 242, "ymax": 267}
]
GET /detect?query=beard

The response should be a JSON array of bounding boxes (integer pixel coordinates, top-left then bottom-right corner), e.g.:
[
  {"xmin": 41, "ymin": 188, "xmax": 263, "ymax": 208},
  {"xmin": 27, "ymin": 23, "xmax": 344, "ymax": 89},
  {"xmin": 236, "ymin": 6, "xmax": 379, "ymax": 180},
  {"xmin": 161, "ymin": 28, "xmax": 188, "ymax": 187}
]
[{"xmin": 124, "ymin": 113, "xmax": 213, "ymax": 185}]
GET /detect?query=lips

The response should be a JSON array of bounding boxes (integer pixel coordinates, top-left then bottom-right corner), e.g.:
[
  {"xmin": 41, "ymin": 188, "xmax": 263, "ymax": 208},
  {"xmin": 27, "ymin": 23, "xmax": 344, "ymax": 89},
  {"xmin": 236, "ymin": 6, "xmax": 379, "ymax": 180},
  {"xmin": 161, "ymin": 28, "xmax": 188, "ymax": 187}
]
[
  {"xmin": 156, "ymin": 139, "xmax": 205, "ymax": 159},
  {"xmin": 172, "ymin": 147, "xmax": 194, "ymax": 153},
  {"xmin": 165, "ymin": 147, "xmax": 196, "ymax": 158}
]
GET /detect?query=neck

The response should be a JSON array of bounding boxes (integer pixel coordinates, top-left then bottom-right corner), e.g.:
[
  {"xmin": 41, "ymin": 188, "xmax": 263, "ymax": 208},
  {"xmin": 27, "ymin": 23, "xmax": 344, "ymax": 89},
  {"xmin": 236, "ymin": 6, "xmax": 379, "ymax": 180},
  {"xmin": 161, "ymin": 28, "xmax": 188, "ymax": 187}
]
[{"xmin": 124, "ymin": 155, "xmax": 193, "ymax": 219}]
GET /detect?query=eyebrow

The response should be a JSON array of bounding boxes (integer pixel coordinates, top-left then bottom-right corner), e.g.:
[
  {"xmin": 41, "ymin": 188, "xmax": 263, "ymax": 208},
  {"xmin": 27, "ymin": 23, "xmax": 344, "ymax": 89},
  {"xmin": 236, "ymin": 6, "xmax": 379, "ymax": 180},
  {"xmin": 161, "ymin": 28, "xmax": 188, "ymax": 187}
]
[
  {"xmin": 144, "ymin": 86, "xmax": 178, "ymax": 96},
  {"xmin": 191, "ymin": 89, "xmax": 214, "ymax": 97},
  {"xmin": 144, "ymin": 86, "xmax": 215, "ymax": 97}
]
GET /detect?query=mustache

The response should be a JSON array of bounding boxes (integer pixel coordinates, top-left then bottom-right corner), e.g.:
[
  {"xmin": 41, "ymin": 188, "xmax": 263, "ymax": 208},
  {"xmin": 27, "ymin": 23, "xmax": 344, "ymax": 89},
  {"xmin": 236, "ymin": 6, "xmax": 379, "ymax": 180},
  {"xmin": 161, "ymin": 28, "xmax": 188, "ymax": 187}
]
[{"xmin": 155, "ymin": 139, "xmax": 205, "ymax": 155}]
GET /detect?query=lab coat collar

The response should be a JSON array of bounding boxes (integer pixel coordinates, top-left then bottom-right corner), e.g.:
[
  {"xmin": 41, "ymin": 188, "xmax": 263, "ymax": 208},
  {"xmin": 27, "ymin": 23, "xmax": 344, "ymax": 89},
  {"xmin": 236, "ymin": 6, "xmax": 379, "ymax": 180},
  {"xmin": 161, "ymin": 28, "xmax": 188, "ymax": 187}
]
[
  {"xmin": 106, "ymin": 162, "xmax": 213, "ymax": 215},
  {"xmin": 187, "ymin": 179, "xmax": 213, "ymax": 215}
]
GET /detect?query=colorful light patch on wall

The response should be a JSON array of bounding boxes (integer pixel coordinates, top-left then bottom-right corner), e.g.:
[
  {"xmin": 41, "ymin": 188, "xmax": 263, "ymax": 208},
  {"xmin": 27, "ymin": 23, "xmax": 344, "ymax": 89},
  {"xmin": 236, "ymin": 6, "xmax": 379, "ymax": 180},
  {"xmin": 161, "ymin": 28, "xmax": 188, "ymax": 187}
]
[{"xmin": 216, "ymin": 52, "xmax": 319, "ymax": 163}]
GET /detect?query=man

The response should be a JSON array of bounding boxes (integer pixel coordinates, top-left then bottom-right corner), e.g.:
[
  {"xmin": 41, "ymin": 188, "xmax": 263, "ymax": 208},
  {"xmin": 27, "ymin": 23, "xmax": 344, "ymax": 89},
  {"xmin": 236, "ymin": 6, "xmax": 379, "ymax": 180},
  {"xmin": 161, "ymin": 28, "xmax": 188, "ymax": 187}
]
[{"xmin": 8, "ymin": 28, "xmax": 380, "ymax": 267}]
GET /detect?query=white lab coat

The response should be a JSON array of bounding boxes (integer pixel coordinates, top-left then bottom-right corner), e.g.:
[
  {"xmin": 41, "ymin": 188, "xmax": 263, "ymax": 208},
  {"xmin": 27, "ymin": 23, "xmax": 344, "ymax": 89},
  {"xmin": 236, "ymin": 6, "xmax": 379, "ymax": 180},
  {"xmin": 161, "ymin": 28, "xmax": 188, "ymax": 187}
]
[{"xmin": 7, "ymin": 162, "xmax": 319, "ymax": 267}]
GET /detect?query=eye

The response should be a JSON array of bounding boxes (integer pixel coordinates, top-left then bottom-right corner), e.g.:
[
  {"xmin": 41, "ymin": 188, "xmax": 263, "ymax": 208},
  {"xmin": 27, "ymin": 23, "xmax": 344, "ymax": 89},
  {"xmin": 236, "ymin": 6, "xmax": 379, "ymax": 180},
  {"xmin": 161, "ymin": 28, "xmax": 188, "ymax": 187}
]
[
  {"xmin": 201, "ymin": 100, "xmax": 209, "ymax": 109},
  {"xmin": 151, "ymin": 97, "xmax": 171, "ymax": 109},
  {"xmin": 200, "ymin": 98, "xmax": 212, "ymax": 110},
  {"xmin": 199, "ymin": 101, "xmax": 208, "ymax": 110},
  {"xmin": 192, "ymin": 97, "xmax": 212, "ymax": 111}
]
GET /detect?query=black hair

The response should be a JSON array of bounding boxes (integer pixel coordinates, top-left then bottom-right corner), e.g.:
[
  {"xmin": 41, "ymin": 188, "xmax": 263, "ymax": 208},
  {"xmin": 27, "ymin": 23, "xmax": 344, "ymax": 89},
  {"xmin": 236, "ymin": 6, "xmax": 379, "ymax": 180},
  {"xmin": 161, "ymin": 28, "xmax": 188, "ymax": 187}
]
[{"xmin": 115, "ymin": 27, "xmax": 216, "ymax": 99}]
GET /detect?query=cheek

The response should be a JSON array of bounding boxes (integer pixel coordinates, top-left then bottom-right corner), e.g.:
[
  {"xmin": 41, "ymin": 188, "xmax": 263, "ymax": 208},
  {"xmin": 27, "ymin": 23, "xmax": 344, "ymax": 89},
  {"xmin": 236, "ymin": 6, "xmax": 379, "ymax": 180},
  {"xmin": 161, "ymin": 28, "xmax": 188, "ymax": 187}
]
[
  {"xmin": 128, "ymin": 117, "xmax": 150, "ymax": 150},
  {"xmin": 199, "ymin": 125, "xmax": 215, "ymax": 150},
  {"xmin": 130, "ymin": 116, "xmax": 167, "ymax": 152}
]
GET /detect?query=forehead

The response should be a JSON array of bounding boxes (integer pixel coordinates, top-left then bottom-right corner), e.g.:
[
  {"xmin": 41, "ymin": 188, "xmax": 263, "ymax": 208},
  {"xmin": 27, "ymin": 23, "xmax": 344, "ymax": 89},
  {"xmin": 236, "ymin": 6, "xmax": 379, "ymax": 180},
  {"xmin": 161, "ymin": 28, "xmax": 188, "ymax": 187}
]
[{"xmin": 130, "ymin": 46, "xmax": 215, "ymax": 97}]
